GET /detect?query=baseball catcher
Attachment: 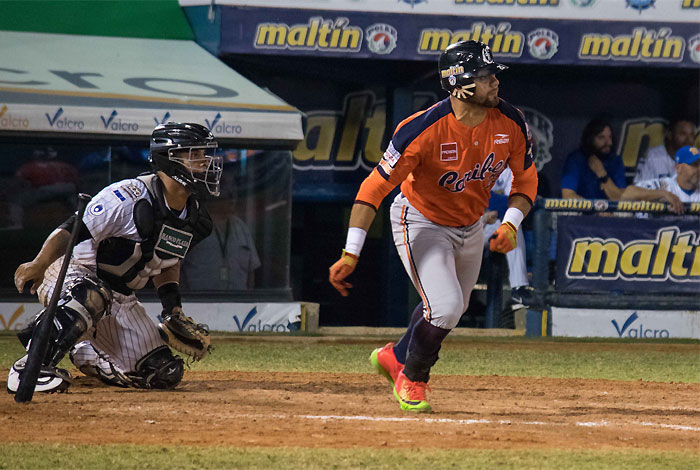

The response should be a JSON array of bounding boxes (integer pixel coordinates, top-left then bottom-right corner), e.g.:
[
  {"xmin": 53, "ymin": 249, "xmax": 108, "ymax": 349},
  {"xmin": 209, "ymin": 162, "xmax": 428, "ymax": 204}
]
[{"xmin": 9, "ymin": 122, "xmax": 220, "ymax": 393}]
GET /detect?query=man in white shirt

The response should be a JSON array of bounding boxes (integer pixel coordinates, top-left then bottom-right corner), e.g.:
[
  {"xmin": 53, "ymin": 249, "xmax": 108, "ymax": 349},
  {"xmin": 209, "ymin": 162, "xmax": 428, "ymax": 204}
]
[
  {"xmin": 633, "ymin": 119, "xmax": 696, "ymax": 183},
  {"xmin": 623, "ymin": 146, "xmax": 700, "ymax": 213}
]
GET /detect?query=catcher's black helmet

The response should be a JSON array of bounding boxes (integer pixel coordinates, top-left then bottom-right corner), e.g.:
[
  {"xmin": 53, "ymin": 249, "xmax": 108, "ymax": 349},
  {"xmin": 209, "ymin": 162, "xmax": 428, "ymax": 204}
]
[
  {"xmin": 438, "ymin": 41, "xmax": 508, "ymax": 100},
  {"xmin": 149, "ymin": 122, "xmax": 222, "ymax": 197}
]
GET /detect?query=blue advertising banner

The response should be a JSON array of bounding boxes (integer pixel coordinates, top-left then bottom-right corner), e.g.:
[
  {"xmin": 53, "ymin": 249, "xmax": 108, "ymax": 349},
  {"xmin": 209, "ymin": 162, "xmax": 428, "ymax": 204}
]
[
  {"xmin": 556, "ymin": 215, "xmax": 700, "ymax": 294},
  {"xmin": 218, "ymin": 6, "xmax": 699, "ymax": 67}
]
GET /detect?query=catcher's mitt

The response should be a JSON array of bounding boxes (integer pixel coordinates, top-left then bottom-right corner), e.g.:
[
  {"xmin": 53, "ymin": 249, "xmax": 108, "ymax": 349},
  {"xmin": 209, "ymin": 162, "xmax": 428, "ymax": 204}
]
[{"xmin": 158, "ymin": 310, "xmax": 211, "ymax": 361}]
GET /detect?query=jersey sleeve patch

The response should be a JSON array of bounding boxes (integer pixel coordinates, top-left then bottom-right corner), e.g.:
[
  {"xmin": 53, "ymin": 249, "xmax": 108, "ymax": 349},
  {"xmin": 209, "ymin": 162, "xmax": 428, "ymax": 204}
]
[
  {"xmin": 378, "ymin": 141, "xmax": 401, "ymax": 179},
  {"xmin": 120, "ymin": 182, "xmax": 143, "ymax": 200}
]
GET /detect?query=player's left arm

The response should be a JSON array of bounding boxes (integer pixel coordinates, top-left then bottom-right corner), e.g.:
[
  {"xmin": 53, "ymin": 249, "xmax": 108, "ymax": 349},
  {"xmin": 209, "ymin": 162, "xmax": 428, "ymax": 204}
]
[
  {"xmin": 490, "ymin": 115, "xmax": 538, "ymax": 253},
  {"xmin": 153, "ymin": 262, "xmax": 182, "ymax": 315}
]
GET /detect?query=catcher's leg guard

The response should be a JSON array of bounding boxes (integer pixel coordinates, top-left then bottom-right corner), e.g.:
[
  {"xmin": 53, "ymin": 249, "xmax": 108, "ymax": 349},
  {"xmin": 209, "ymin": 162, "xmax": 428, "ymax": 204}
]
[
  {"xmin": 129, "ymin": 346, "xmax": 184, "ymax": 390},
  {"xmin": 8, "ymin": 278, "xmax": 111, "ymax": 394}
]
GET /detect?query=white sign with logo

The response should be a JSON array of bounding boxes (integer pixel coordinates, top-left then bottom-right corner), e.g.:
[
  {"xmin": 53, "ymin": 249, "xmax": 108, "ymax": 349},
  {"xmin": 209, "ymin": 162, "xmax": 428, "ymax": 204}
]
[
  {"xmin": 0, "ymin": 104, "xmax": 301, "ymax": 140},
  {"xmin": 0, "ymin": 31, "xmax": 303, "ymax": 142},
  {"xmin": 0, "ymin": 302, "xmax": 303, "ymax": 334},
  {"xmin": 552, "ymin": 307, "xmax": 700, "ymax": 339}
]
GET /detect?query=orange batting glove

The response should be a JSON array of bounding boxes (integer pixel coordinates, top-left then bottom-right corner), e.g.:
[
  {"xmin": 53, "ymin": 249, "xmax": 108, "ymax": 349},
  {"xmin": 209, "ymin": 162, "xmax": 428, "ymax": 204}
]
[
  {"xmin": 329, "ymin": 250, "xmax": 359, "ymax": 297},
  {"xmin": 489, "ymin": 222, "xmax": 517, "ymax": 253}
]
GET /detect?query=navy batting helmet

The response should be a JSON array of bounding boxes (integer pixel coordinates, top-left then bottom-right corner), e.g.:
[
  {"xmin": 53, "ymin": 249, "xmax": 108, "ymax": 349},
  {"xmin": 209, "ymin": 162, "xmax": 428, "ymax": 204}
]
[
  {"xmin": 149, "ymin": 122, "xmax": 222, "ymax": 197},
  {"xmin": 438, "ymin": 41, "xmax": 508, "ymax": 100}
]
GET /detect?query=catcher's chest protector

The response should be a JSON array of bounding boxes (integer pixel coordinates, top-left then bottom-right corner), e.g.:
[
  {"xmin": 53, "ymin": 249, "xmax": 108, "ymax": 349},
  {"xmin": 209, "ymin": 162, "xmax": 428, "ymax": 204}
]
[{"xmin": 96, "ymin": 174, "xmax": 213, "ymax": 295}]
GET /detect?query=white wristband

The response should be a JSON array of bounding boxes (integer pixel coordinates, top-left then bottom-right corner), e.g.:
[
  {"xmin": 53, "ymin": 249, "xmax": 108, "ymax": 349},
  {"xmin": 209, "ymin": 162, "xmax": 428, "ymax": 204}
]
[
  {"xmin": 344, "ymin": 227, "xmax": 367, "ymax": 257},
  {"xmin": 502, "ymin": 207, "xmax": 524, "ymax": 230}
]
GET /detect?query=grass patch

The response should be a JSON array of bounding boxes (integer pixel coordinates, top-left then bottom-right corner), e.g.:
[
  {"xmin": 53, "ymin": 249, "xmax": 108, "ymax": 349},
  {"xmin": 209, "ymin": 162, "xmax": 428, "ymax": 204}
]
[
  {"xmin": 0, "ymin": 444, "xmax": 697, "ymax": 470},
  {"xmin": 0, "ymin": 335, "xmax": 697, "ymax": 383}
]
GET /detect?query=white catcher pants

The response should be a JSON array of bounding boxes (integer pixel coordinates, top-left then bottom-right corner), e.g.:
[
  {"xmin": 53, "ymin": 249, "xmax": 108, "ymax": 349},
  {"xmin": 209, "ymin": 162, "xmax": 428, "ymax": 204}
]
[
  {"xmin": 37, "ymin": 257, "xmax": 165, "ymax": 372},
  {"xmin": 390, "ymin": 193, "xmax": 483, "ymax": 330}
]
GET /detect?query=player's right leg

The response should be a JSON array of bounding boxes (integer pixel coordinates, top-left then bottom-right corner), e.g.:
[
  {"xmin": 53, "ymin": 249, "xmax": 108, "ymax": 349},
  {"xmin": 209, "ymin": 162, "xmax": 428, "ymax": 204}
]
[{"xmin": 7, "ymin": 276, "xmax": 112, "ymax": 394}]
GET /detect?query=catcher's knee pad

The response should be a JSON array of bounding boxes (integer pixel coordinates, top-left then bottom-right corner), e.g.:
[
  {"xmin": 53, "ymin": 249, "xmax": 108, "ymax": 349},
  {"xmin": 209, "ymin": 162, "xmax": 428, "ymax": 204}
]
[
  {"xmin": 63, "ymin": 276, "xmax": 113, "ymax": 322},
  {"xmin": 19, "ymin": 277, "xmax": 112, "ymax": 367},
  {"xmin": 132, "ymin": 346, "xmax": 184, "ymax": 389}
]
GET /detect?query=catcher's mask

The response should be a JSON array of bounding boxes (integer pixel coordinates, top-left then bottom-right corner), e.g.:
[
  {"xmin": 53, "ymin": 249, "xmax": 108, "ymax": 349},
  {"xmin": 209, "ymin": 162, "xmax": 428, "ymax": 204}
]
[
  {"xmin": 438, "ymin": 40, "xmax": 508, "ymax": 100},
  {"xmin": 149, "ymin": 122, "xmax": 223, "ymax": 197}
]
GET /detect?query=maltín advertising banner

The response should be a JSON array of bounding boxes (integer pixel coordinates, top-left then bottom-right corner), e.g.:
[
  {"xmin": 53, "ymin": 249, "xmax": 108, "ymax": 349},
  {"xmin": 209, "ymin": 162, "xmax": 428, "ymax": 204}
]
[
  {"xmin": 556, "ymin": 215, "xmax": 700, "ymax": 294},
  {"xmin": 217, "ymin": 6, "xmax": 699, "ymax": 68}
]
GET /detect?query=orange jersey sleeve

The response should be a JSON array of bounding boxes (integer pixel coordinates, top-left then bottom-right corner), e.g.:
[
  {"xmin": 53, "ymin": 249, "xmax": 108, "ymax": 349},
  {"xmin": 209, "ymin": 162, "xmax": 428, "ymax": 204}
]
[
  {"xmin": 354, "ymin": 104, "xmax": 438, "ymax": 209},
  {"xmin": 355, "ymin": 168, "xmax": 396, "ymax": 210}
]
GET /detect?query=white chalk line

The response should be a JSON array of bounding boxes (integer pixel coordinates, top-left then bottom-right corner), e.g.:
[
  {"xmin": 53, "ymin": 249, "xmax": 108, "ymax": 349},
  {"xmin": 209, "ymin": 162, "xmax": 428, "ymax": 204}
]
[{"xmin": 233, "ymin": 413, "xmax": 700, "ymax": 432}]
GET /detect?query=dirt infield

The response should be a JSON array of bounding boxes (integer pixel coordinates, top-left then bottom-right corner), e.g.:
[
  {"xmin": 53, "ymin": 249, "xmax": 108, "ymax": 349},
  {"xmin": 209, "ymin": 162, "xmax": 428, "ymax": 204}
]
[{"xmin": 1, "ymin": 369, "xmax": 698, "ymax": 451}]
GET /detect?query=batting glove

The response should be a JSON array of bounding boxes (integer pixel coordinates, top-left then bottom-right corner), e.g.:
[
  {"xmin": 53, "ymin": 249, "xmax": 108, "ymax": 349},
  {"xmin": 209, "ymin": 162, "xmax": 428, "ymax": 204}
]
[
  {"xmin": 489, "ymin": 222, "xmax": 517, "ymax": 253},
  {"xmin": 329, "ymin": 250, "xmax": 358, "ymax": 297}
]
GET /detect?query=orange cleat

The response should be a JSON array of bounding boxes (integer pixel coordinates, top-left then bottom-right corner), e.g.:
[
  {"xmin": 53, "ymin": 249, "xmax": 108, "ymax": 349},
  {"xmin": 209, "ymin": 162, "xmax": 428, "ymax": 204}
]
[
  {"xmin": 369, "ymin": 342, "xmax": 403, "ymax": 386},
  {"xmin": 393, "ymin": 370, "xmax": 432, "ymax": 413}
]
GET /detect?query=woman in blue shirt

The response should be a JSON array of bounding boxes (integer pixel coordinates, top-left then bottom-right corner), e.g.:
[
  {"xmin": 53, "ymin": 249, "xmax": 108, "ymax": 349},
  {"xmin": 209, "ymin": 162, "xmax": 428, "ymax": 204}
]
[{"xmin": 561, "ymin": 118, "xmax": 626, "ymax": 200}]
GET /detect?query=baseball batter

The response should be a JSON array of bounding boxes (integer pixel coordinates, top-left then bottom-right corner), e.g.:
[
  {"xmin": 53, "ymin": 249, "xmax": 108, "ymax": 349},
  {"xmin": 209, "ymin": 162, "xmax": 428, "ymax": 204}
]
[
  {"xmin": 622, "ymin": 145, "xmax": 700, "ymax": 210},
  {"xmin": 329, "ymin": 41, "xmax": 538, "ymax": 412},
  {"xmin": 9, "ymin": 122, "xmax": 219, "ymax": 394}
]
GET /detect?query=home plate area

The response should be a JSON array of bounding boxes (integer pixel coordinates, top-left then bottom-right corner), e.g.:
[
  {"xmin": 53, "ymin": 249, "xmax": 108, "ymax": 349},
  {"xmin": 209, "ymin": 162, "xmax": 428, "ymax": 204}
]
[{"xmin": 1, "ymin": 371, "xmax": 698, "ymax": 451}]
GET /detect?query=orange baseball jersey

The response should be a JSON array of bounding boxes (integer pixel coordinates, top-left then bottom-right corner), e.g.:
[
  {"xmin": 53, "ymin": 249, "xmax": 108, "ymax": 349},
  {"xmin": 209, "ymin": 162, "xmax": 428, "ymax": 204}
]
[{"xmin": 356, "ymin": 97, "xmax": 538, "ymax": 227}]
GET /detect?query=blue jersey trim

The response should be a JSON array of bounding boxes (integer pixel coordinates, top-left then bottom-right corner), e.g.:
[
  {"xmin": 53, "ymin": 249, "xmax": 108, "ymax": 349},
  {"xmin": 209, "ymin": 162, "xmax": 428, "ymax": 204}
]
[
  {"xmin": 497, "ymin": 100, "xmax": 533, "ymax": 171},
  {"xmin": 391, "ymin": 98, "xmax": 452, "ymax": 154}
]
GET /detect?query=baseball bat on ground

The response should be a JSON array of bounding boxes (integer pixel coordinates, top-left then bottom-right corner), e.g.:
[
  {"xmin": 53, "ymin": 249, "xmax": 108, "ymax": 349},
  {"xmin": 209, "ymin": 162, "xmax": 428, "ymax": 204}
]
[{"xmin": 15, "ymin": 193, "xmax": 92, "ymax": 404}]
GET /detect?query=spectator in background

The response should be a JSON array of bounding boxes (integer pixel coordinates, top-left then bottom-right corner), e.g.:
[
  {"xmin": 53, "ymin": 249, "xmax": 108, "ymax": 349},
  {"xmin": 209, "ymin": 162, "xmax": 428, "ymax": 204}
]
[
  {"xmin": 633, "ymin": 118, "xmax": 697, "ymax": 183},
  {"xmin": 482, "ymin": 167, "xmax": 532, "ymax": 308},
  {"xmin": 622, "ymin": 146, "xmax": 700, "ymax": 212},
  {"xmin": 15, "ymin": 146, "xmax": 79, "ymax": 201},
  {"xmin": 13, "ymin": 146, "xmax": 79, "ymax": 228},
  {"xmin": 181, "ymin": 164, "xmax": 261, "ymax": 291},
  {"xmin": 561, "ymin": 118, "xmax": 626, "ymax": 200}
]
